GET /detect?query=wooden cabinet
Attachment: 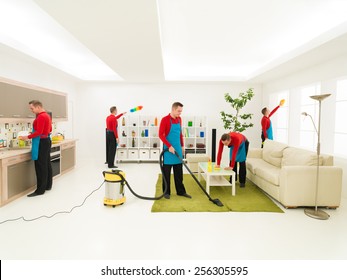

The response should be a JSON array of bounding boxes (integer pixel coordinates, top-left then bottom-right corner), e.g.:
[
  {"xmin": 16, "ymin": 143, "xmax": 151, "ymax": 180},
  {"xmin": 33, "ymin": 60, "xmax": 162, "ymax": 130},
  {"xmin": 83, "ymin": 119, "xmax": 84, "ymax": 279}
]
[
  {"xmin": 0, "ymin": 78, "xmax": 67, "ymax": 121},
  {"xmin": 7, "ymin": 159, "xmax": 36, "ymax": 199},
  {"xmin": 0, "ymin": 139, "xmax": 76, "ymax": 207},
  {"xmin": 0, "ymin": 152, "xmax": 36, "ymax": 206},
  {"xmin": 61, "ymin": 140, "xmax": 76, "ymax": 173}
]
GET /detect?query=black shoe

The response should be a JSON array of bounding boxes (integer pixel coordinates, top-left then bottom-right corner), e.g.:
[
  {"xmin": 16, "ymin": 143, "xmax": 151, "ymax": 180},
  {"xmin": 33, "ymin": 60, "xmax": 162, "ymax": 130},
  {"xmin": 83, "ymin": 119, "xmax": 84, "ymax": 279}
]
[
  {"xmin": 27, "ymin": 192, "xmax": 44, "ymax": 197},
  {"xmin": 108, "ymin": 165, "xmax": 118, "ymax": 168},
  {"xmin": 46, "ymin": 188, "xmax": 52, "ymax": 191},
  {"xmin": 240, "ymin": 183, "xmax": 245, "ymax": 188},
  {"xmin": 178, "ymin": 193, "xmax": 192, "ymax": 199},
  {"xmin": 164, "ymin": 194, "xmax": 170, "ymax": 199}
]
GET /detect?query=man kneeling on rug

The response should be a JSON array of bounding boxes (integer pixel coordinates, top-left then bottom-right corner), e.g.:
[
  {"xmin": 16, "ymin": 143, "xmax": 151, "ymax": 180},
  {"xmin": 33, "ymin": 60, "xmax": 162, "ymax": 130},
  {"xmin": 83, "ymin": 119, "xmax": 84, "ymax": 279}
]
[{"xmin": 215, "ymin": 132, "xmax": 249, "ymax": 188}]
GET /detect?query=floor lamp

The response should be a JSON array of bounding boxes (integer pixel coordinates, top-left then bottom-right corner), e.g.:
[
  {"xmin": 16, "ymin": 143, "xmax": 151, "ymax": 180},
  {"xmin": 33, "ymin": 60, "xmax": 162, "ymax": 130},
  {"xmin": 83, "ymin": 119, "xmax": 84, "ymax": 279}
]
[{"xmin": 303, "ymin": 93, "xmax": 331, "ymax": 220}]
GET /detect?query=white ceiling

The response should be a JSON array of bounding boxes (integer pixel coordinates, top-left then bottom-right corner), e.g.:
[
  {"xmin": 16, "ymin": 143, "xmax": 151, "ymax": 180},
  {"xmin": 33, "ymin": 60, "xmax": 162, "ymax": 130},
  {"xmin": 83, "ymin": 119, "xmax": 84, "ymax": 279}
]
[{"xmin": 1, "ymin": 0, "xmax": 347, "ymax": 83}]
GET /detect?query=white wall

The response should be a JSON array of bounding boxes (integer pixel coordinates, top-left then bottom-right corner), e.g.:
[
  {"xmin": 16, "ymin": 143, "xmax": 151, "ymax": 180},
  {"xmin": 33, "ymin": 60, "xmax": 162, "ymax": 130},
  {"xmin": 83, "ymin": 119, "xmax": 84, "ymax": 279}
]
[
  {"xmin": 75, "ymin": 82, "xmax": 262, "ymax": 164},
  {"xmin": 262, "ymin": 53, "xmax": 347, "ymax": 197}
]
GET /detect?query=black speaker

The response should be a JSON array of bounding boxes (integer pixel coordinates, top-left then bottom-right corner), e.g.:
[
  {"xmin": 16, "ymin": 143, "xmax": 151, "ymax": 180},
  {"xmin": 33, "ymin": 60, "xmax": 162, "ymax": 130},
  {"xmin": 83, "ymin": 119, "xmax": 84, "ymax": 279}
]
[{"xmin": 211, "ymin": 128, "xmax": 216, "ymax": 162}]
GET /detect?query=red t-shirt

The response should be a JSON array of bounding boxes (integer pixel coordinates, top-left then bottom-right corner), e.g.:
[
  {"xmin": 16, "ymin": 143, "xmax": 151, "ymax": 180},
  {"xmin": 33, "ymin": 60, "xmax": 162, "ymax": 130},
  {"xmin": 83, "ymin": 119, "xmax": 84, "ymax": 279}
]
[
  {"xmin": 106, "ymin": 113, "xmax": 124, "ymax": 138},
  {"xmin": 159, "ymin": 114, "xmax": 184, "ymax": 148},
  {"xmin": 28, "ymin": 111, "xmax": 52, "ymax": 139},
  {"xmin": 216, "ymin": 132, "xmax": 246, "ymax": 168}
]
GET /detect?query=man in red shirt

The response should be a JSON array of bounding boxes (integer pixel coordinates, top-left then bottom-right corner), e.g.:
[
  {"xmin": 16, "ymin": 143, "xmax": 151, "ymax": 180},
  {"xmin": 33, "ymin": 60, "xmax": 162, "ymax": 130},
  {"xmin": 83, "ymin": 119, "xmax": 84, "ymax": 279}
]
[
  {"xmin": 106, "ymin": 106, "xmax": 127, "ymax": 168},
  {"xmin": 215, "ymin": 132, "xmax": 249, "ymax": 187},
  {"xmin": 159, "ymin": 102, "xmax": 191, "ymax": 199},
  {"xmin": 19, "ymin": 100, "xmax": 53, "ymax": 197},
  {"xmin": 261, "ymin": 99, "xmax": 285, "ymax": 147}
]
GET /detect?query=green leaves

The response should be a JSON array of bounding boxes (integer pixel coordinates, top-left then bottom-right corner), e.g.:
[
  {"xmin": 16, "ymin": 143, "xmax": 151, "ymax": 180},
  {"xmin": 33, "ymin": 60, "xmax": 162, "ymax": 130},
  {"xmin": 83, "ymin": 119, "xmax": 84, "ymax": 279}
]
[{"xmin": 220, "ymin": 88, "xmax": 254, "ymax": 132}]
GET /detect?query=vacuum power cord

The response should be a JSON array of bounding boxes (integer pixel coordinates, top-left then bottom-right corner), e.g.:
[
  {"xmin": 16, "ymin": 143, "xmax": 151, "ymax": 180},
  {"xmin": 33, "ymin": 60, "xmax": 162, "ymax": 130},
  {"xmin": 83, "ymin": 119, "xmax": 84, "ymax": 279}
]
[{"xmin": 0, "ymin": 180, "xmax": 106, "ymax": 225}]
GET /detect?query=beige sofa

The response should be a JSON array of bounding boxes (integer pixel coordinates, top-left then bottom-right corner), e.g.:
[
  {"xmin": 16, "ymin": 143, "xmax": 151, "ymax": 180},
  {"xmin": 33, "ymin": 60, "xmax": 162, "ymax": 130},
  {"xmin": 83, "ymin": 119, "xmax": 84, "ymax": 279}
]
[{"xmin": 246, "ymin": 140, "xmax": 342, "ymax": 208}]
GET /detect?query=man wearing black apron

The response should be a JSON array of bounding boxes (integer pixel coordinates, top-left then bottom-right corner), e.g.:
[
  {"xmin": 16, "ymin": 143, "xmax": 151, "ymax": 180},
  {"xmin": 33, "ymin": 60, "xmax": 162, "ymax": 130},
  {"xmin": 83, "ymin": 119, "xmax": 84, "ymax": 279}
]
[
  {"xmin": 159, "ymin": 102, "xmax": 192, "ymax": 199},
  {"xmin": 19, "ymin": 100, "xmax": 52, "ymax": 197}
]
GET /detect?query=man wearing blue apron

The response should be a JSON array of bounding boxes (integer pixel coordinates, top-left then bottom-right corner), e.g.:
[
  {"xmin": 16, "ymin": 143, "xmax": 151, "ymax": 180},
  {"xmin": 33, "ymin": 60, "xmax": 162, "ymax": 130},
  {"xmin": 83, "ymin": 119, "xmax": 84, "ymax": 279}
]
[
  {"xmin": 261, "ymin": 99, "xmax": 285, "ymax": 147},
  {"xmin": 159, "ymin": 102, "xmax": 192, "ymax": 199},
  {"xmin": 19, "ymin": 100, "xmax": 52, "ymax": 197},
  {"xmin": 215, "ymin": 132, "xmax": 249, "ymax": 188}
]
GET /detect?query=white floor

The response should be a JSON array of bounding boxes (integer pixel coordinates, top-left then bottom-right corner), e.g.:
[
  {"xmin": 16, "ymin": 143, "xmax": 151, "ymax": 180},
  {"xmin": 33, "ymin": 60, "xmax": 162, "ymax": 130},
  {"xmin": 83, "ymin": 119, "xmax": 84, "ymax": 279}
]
[{"xmin": 1, "ymin": 158, "xmax": 347, "ymax": 260}]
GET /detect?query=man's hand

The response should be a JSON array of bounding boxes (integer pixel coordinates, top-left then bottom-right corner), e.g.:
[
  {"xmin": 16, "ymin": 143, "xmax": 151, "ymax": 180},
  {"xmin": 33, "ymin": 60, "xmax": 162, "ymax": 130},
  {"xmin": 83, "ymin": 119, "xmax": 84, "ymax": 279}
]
[
  {"xmin": 280, "ymin": 99, "xmax": 285, "ymax": 106},
  {"xmin": 169, "ymin": 146, "xmax": 175, "ymax": 154},
  {"xmin": 224, "ymin": 166, "xmax": 233, "ymax": 170}
]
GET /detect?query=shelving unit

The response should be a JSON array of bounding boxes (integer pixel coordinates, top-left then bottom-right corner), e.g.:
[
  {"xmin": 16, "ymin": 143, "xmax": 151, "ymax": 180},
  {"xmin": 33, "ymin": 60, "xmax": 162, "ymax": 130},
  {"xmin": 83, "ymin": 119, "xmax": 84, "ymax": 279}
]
[
  {"xmin": 117, "ymin": 115, "xmax": 160, "ymax": 162},
  {"xmin": 182, "ymin": 116, "xmax": 207, "ymax": 157},
  {"xmin": 116, "ymin": 115, "xmax": 207, "ymax": 162}
]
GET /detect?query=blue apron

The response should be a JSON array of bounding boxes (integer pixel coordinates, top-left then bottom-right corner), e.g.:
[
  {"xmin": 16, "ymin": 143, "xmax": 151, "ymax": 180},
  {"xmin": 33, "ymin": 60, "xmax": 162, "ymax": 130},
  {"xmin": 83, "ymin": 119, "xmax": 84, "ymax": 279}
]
[
  {"xmin": 31, "ymin": 129, "xmax": 40, "ymax": 161},
  {"xmin": 163, "ymin": 119, "xmax": 183, "ymax": 165},
  {"xmin": 229, "ymin": 139, "xmax": 247, "ymax": 162},
  {"xmin": 267, "ymin": 121, "xmax": 273, "ymax": 140},
  {"xmin": 31, "ymin": 130, "xmax": 51, "ymax": 160}
]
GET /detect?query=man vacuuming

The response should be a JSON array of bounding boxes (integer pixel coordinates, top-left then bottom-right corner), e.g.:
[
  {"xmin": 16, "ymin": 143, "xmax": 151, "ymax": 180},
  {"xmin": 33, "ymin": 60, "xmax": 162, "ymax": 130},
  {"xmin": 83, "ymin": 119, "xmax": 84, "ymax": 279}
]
[{"xmin": 159, "ymin": 102, "xmax": 192, "ymax": 199}]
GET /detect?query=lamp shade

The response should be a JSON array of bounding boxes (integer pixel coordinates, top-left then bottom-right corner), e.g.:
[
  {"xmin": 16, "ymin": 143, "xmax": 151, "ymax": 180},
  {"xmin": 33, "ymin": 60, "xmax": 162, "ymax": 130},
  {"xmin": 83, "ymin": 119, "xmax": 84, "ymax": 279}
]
[{"xmin": 310, "ymin": 94, "xmax": 331, "ymax": 101}]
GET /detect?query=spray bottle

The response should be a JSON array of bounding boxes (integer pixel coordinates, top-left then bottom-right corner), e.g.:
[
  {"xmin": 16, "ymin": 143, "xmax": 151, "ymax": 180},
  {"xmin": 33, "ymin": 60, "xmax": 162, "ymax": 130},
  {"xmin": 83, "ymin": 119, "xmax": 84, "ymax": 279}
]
[{"xmin": 207, "ymin": 158, "xmax": 212, "ymax": 172}]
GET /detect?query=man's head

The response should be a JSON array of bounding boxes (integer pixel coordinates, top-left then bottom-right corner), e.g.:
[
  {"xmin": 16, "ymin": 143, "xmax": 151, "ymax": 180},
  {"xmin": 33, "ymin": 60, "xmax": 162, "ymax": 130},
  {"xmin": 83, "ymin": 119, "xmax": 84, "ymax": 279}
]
[
  {"xmin": 110, "ymin": 106, "xmax": 117, "ymax": 114},
  {"xmin": 171, "ymin": 102, "xmax": 183, "ymax": 118},
  {"xmin": 261, "ymin": 107, "xmax": 269, "ymax": 117},
  {"xmin": 221, "ymin": 133, "xmax": 231, "ymax": 146},
  {"xmin": 29, "ymin": 100, "xmax": 43, "ymax": 114}
]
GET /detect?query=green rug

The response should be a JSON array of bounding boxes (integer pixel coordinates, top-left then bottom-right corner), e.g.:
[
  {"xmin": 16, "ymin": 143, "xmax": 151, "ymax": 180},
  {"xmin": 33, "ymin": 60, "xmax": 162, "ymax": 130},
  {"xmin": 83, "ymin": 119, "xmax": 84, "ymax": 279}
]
[{"xmin": 151, "ymin": 174, "xmax": 284, "ymax": 213}]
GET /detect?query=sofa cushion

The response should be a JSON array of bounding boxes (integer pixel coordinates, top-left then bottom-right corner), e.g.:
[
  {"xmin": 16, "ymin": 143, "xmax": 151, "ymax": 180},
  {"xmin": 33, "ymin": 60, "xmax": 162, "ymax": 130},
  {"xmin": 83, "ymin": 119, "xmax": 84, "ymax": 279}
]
[
  {"xmin": 282, "ymin": 147, "xmax": 323, "ymax": 166},
  {"xmin": 262, "ymin": 140, "xmax": 288, "ymax": 168},
  {"xmin": 246, "ymin": 158, "xmax": 264, "ymax": 174},
  {"xmin": 253, "ymin": 161, "xmax": 281, "ymax": 186}
]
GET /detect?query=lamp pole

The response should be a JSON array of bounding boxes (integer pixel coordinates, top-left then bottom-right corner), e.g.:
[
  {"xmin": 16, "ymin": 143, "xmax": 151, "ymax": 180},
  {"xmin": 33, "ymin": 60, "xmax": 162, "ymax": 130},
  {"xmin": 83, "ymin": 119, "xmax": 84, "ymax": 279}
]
[{"xmin": 304, "ymin": 94, "xmax": 331, "ymax": 220}]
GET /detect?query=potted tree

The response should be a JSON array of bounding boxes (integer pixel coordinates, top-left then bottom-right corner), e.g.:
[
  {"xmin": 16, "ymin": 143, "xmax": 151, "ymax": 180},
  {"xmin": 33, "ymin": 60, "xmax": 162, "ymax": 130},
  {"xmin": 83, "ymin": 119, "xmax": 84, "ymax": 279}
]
[{"xmin": 220, "ymin": 88, "xmax": 255, "ymax": 132}]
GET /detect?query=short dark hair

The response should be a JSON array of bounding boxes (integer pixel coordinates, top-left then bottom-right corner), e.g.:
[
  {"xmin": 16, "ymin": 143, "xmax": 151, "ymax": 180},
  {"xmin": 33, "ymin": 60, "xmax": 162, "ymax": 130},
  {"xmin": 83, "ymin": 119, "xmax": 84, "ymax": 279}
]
[
  {"xmin": 261, "ymin": 107, "xmax": 267, "ymax": 115},
  {"xmin": 221, "ymin": 133, "xmax": 230, "ymax": 141},
  {"xmin": 172, "ymin": 102, "xmax": 183, "ymax": 109},
  {"xmin": 110, "ymin": 106, "xmax": 117, "ymax": 113},
  {"xmin": 29, "ymin": 100, "xmax": 43, "ymax": 107}
]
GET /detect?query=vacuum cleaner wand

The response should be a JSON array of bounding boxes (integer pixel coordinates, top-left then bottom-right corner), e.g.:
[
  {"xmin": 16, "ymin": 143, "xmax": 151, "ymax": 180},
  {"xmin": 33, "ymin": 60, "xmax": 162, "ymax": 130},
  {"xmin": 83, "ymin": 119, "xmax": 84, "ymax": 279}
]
[{"xmin": 172, "ymin": 151, "xmax": 224, "ymax": 207}]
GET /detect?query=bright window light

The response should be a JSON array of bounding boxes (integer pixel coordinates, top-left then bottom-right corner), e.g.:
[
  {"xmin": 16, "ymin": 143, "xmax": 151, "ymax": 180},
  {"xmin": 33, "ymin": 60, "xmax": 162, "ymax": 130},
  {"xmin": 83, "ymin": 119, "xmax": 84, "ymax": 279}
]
[{"xmin": 0, "ymin": 0, "xmax": 123, "ymax": 81}]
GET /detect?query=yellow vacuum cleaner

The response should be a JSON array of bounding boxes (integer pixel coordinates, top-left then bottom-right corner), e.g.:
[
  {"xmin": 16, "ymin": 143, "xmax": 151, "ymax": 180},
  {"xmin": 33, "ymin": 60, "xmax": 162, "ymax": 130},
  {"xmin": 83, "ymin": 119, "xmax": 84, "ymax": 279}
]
[{"xmin": 102, "ymin": 170, "xmax": 126, "ymax": 207}]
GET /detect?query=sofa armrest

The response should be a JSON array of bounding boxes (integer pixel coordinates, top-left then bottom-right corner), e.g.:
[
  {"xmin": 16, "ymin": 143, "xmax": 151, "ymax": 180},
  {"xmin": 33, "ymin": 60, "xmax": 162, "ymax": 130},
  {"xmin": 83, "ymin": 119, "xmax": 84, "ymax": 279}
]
[
  {"xmin": 247, "ymin": 148, "xmax": 262, "ymax": 159},
  {"xmin": 279, "ymin": 166, "xmax": 342, "ymax": 207}
]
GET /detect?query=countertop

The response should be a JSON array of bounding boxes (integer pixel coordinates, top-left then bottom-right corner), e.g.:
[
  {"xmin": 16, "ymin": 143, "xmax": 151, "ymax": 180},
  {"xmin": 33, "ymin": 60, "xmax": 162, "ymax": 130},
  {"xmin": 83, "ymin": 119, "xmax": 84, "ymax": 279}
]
[{"xmin": 0, "ymin": 139, "xmax": 77, "ymax": 159}]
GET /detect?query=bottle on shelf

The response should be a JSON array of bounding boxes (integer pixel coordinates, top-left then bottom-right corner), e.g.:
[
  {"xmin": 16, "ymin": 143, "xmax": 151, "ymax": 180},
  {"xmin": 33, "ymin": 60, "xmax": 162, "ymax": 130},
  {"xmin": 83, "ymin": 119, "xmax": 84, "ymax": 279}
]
[
  {"xmin": 154, "ymin": 117, "xmax": 158, "ymax": 126},
  {"xmin": 122, "ymin": 117, "xmax": 125, "ymax": 126}
]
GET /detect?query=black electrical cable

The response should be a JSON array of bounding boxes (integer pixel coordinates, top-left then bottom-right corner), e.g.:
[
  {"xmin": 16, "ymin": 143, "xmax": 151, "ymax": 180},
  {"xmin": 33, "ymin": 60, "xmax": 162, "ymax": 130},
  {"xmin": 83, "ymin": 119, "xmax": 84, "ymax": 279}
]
[
  {"xmin": 0, "ymin": 149, "xmax": 223, "ymax": 224},
  {"xmin": 0, "ymin": 180, "xmax": 106, "ymax": 225}
]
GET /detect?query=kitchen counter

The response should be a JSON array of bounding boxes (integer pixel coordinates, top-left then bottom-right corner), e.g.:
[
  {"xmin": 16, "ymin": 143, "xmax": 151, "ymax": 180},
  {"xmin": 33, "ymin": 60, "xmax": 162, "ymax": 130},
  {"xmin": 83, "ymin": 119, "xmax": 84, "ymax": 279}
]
[
  {"xmin": 0, "ymin": 139, "xmax": 76, "ymax": 159},
  {"xmin": 0, "ymin": 139, "xmax": 77, "ymax": 206}
]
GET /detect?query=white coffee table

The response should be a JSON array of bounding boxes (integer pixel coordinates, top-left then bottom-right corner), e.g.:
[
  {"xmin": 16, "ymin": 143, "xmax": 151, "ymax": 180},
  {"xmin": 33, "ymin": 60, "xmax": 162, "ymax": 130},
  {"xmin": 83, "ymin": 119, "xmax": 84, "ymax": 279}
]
[{"xmin": 198, "ymin": 162, "xmax": 236, "ymax": 196}]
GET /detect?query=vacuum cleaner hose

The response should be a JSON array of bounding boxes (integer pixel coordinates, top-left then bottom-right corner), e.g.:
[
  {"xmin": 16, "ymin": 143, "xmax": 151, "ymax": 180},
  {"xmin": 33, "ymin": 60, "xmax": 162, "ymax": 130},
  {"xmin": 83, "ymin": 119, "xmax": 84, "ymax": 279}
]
[
  {"xmin": 114, "ymin": 149, "xmax": 168, "ymax": 200},
  {"xmin": 117, "ymin": 149, "xmax": 223, "ymax": 206}
]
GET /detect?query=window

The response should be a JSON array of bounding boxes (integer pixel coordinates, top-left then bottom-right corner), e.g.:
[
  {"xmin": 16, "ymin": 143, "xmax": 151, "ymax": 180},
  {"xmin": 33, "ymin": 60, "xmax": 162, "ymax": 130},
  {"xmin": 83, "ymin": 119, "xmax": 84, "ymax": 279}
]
[
  {"xmin": 334, "ymin": 79, "xmax": 347, "ymax": 157},
  {"xmin": 269, "ymin": 91, "xmax": 289, "ymax": 143},
  {"xmin": 299, "ymin": 84, "xmax": 320, "ymax": 150}
]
